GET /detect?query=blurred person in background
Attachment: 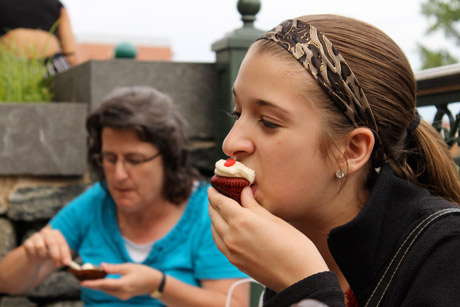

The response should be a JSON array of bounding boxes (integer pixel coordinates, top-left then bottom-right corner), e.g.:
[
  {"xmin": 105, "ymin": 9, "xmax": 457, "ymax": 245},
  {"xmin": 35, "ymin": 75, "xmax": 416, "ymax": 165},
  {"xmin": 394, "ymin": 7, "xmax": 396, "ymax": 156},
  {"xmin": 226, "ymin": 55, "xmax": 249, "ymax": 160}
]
[
  {"xmin": 0, "ymin": 0, "xmax": 80, "ymax": 76},
  {"xmin": 0, "ymin": 86, "xmax": 249, "ymax": 306}
]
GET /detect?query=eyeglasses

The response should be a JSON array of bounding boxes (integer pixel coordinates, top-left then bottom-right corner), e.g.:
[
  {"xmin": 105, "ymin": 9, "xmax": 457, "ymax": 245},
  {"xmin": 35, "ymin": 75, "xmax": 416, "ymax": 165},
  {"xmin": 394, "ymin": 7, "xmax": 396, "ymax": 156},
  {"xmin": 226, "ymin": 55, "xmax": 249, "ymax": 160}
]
[{"xmin": 93, "ymin": 152, "xmax": 161, "ymax": 171}]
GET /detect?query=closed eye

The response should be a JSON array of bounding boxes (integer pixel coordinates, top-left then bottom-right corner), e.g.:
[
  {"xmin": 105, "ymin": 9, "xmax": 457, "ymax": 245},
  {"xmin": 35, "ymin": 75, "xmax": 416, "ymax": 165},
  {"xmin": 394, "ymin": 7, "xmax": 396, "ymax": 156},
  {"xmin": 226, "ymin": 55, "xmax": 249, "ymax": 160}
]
[
  {"xmin": 228, "ymin": 110, "xmax": 280, "ymax": 129},
  {"xmin": 125, "ymin": 154, "xmax": 148, "ymax": 165},
  {"xmin": 101, "ymin": 153, "xmax": 117, "ymax": 164},
  {"xmin": 259, "ymin": 117, "xmax": 280, "ymax": 129}
]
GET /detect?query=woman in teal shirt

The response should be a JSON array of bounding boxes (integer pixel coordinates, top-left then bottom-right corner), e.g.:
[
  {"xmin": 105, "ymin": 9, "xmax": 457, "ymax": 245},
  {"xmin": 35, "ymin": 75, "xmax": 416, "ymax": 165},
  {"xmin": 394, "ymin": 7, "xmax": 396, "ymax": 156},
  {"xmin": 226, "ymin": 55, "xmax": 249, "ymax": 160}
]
[{"xmin": 0, "ymin": 86, "xmax": 248, "ymax": 306}]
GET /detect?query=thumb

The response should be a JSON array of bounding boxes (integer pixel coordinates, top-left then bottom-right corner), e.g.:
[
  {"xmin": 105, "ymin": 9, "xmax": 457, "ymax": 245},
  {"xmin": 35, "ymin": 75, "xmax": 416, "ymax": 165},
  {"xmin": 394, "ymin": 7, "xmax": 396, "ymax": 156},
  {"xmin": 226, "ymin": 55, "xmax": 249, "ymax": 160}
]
[
  {"xmin": 241, "ymin": 186, "xmax": 278, "ymax": 220},
  {"xmin": 240, "ymin": 186, "xmax": 259, "ymax": 209}
]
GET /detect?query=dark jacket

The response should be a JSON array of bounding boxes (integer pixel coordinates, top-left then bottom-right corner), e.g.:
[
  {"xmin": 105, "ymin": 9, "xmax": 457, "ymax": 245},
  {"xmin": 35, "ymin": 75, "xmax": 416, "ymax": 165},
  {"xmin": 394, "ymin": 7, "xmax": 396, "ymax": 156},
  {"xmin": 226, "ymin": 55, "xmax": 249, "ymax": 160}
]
[{"xmin": 263, "ymin": 165, "xmax": 460, "ymax": 306}]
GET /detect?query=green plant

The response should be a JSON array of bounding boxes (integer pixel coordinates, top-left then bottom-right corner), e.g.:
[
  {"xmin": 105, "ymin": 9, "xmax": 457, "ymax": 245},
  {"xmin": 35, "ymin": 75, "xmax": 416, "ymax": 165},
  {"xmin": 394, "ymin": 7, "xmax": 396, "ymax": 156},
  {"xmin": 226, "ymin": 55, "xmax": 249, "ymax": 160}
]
[
  {"xmin": 419, "ymin": 0, "xmax": 459, "ymax": 68},
  {"xmin": 0, "ymin": 43, "xmax": 54, "ymax": 103}
]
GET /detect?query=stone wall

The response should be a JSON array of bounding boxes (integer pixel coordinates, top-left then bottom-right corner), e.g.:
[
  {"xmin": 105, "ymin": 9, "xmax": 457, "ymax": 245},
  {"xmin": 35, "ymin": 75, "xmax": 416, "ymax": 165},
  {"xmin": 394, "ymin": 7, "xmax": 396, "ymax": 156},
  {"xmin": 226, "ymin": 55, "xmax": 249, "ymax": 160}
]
[
  {"xmin": 53, "ymin": 60, "xmax": 217, "ymax": 141},
  {"xmin": 0, "ymin": 60, "xmax": 218, "ymax": 306},
  {"xmin": 0, "ymin": 104, "xmax": 88, "ymax": 176}
]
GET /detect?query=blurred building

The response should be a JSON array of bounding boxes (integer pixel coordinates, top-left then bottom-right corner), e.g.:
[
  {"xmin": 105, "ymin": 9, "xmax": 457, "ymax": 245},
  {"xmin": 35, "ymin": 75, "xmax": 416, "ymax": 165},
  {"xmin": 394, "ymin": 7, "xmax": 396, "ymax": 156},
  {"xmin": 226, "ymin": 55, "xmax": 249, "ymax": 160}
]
[{"xmin": 75, "ymin": 34, "xmax": 172, "ymax": 62}]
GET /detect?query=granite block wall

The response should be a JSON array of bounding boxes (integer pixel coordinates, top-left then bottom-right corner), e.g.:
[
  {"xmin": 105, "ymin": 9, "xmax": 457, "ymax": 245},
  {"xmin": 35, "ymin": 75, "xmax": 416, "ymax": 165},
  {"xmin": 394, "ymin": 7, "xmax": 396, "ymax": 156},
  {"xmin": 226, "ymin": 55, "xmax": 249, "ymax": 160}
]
[
  {"xmin": 53, "ymin": 60, "xmax": 217, "ymax": 140},
  {"xmin": 0, "ymin": 103, "xmax": 88, "ymax": 176}
]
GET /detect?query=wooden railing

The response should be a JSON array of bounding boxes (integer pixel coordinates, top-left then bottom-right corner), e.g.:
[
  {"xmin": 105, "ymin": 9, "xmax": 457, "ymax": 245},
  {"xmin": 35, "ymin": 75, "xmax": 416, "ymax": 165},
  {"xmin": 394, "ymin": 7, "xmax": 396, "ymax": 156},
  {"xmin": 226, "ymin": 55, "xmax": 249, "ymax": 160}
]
[{"xmin": 416, "ymin": 63, "xmax": 460, "ymax": 152}]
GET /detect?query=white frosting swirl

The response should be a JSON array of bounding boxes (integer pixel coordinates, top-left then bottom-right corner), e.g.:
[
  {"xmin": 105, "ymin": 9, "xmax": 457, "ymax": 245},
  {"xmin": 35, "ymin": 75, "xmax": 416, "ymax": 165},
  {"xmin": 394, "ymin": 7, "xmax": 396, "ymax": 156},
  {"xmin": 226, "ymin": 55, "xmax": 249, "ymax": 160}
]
[
  {"xmin": 214, "ymin": 159, "xmax": 255, "ymax": 184},
  {"xmin": 81, "ymin": 263, "xmax": 98, "ymax": 270}
]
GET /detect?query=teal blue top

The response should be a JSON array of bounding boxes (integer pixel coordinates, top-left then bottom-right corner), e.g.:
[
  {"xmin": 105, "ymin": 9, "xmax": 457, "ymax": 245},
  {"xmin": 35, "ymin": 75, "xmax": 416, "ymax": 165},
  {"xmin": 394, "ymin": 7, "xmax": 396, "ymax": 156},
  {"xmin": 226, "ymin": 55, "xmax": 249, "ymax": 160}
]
[{"xmin": 50, "ymin": 181, "xmax": 246, "ymax": 306}]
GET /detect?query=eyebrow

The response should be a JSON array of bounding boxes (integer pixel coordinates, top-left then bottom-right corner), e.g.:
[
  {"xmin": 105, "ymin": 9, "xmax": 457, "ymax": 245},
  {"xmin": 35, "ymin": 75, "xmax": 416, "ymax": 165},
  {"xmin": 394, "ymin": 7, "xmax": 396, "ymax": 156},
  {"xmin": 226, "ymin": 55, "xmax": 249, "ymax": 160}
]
[{"xmin": 232, "ymin": 87, "xmax": 290, "ymax": 115}]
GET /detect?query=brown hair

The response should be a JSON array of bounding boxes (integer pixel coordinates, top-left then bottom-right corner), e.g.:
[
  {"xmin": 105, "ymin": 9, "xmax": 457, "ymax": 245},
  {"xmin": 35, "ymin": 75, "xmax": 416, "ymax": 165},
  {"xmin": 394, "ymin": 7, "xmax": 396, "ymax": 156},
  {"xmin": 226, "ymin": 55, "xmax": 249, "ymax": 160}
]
[
  {"xmin": 86, "ymin": 86, "xmax": 198, "ymax": 205},
  {"xmin": 251, "ymin": 14, "xmax": 460, "ymax": 204}
]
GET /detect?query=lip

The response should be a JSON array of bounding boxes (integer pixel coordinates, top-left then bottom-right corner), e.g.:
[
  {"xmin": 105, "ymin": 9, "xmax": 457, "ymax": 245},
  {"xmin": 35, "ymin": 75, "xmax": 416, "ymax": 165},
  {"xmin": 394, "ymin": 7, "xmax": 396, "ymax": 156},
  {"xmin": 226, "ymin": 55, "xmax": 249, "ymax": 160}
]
[{"xmin": 115, "ymin": 187, "xmax": 134, "ymax": 193}]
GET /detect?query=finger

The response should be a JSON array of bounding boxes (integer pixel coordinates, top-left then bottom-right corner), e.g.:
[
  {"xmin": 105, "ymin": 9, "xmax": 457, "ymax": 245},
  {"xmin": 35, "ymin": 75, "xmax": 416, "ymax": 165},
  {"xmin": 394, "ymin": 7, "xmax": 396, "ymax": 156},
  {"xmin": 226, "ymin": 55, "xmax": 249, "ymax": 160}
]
[
  {"xmin": 81, "ymin": 276, "xmax": 130, "ymax": 300},
  {"xmin": 240, "ymin": 186, "xmax": 278, "ymax": 220},
  {"xmin": 82, "ymin": 278, "xmax": 133, "ymax": 301},
  {"xmin": 207, "ymin": 186, "xmax": 223, "ymax": 209},
  {"xmin": 210, "ymin": 223, "xmax": 228, "ymax": 255},
  {"xmin": 55, "ymin": 232, "xmax": 72, "ymax": 265},
  {"xmin": 240, "ymin": 186, "xmax": 267, "ymax": 213},
  {"xmin": 42, "ymin": 229, "xmax": 69, "ymax": 267},
  {"xmin": 43, "ymin": 226, "xmax": 72, "ymax": 265},
  {"xmin": 23, "ymin": 233, "xmax": 47, "ymax": 259},
  {"xmin": 208, "ymin": 201, "xmax": 226, "ymax": 227},
  {"xmin": 208, "ymin": 201, "xmax": 232, "ymax": 245},
  {"xmin": 100, "ymin": 263, "xmax": 127, "ymax": 275},
  {"xmin": 82, "ymin": 277, "xmax": 122, "ymax": 291},
  {"xmin": 240, "ymin": 186, "xmax": 257, "ymax": 209},
  {"xmin": 207, "ymin": 186, "xmax": 242, "ymax": 220}
]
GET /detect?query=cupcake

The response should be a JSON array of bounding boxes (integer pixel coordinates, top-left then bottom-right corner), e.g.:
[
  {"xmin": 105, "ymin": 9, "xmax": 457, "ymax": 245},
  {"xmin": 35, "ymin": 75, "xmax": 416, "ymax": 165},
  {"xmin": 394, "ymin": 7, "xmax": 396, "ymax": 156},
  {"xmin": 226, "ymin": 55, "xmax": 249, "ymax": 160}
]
[
  {"xmin": 210, "ymin": 158, "xmax": 255, "ymax": 204},
  {"xmin": 67, "ymin": 262, "xmax": 107, "ymax": 281}
]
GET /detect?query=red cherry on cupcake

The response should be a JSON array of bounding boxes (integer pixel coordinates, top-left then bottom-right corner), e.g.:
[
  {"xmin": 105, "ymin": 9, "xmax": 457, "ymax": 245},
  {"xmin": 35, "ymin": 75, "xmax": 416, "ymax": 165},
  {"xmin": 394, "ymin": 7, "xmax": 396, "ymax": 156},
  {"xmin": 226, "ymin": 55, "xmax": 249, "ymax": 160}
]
[{"xmin": 224, "ymin": 158, "xmax": 236, "ymax": 167}]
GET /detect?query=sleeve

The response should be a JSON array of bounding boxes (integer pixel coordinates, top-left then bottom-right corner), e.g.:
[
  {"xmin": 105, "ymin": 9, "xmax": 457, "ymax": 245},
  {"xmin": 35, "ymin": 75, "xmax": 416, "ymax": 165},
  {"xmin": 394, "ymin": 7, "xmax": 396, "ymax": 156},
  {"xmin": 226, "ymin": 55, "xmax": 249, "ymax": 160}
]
[
  {"xmin": 263, "ymin": 272, "xmax": 345, "ymax": 307},
  {"xmin": 48, "ymin": 184, "xmax": 100, "ymax": 251},
  {"xmin": 192, "ymin": 186, "xmax": 248, "ymax": 280}
]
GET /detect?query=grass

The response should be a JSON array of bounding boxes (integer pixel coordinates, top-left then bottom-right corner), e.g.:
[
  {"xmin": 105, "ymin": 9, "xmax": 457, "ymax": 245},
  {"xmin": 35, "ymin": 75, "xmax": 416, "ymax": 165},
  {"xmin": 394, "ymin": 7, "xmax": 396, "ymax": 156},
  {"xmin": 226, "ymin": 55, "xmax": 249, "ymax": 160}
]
[
  {"xmin": 0, "ymin": 22, "xmax": 60, "ymax": 104},
  {"xmin": 0, "ymin": 44, "xmax": 54, "ymax": 103}
]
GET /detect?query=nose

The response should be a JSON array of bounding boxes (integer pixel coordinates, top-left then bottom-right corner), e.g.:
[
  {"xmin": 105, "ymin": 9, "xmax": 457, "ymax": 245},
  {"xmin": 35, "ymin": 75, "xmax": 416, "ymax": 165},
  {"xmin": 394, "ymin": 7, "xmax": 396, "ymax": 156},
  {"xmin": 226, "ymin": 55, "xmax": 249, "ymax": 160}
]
[
  {"xmin": 222, "ymin": 117, "xmax": 254, "ymax": 158},
  {"xmin": 113, "ymin": 160, "xmax": 129, "ymax": 181}
]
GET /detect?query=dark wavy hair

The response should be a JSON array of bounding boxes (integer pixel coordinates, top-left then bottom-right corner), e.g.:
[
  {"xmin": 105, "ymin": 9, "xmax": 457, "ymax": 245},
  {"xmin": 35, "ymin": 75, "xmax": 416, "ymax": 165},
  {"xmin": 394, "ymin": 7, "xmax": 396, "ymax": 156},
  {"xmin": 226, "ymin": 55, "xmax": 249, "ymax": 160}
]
[{"xmin": 86, "ymin": 86, "xmax": 198, "ymax": 205}]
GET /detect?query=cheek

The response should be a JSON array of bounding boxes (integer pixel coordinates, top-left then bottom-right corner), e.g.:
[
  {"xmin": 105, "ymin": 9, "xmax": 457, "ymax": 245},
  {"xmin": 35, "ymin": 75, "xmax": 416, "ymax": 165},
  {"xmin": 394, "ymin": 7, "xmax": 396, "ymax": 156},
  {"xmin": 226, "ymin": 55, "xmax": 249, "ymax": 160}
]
[
  {"xmin": 137, "ymin": 168, "xmax": 165, "ymax": 193},
  {"xmin": 264, "ymin": 161, "xmax": 321, "ymax": 200},
  {"xmin": 264, "ymin": 138, "xmax": 321, "ymax": 182},
  {"xmin": 261, "ymin": 167, "xmax": 331, "ymax": 219},
  {"xmin": 257, "ymin": 140, "xmax": 331, "ymax": 213}
]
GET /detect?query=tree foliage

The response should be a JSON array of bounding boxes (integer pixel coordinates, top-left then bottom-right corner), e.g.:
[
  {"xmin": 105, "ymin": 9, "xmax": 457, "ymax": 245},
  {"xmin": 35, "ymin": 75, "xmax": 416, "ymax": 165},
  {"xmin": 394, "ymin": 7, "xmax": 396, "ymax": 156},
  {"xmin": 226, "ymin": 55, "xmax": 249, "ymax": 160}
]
[
  {"xmin": 418, "ymin": 44, "xmax": 459, "ymax": 69},
  {"xmin": 419, "ymin": 0, "xmax": 459, "ymax": 68}
]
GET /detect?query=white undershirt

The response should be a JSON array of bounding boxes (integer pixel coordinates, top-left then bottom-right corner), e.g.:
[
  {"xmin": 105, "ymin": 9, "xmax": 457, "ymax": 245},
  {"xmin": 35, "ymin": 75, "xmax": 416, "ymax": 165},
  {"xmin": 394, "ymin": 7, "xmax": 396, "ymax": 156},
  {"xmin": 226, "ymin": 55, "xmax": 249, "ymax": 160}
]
[
  {"xmin": 123, "ymin": 237, "xmax": 155, "ymax": 263},
  {"xmin": 122, "ymin": 182, "xmax": 199, "ymax": 263}
]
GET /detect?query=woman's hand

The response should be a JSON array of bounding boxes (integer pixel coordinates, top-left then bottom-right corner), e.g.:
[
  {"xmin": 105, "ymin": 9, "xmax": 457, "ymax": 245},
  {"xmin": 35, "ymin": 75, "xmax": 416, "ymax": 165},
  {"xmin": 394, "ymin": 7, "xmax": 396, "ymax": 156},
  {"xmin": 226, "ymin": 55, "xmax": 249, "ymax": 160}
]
[
  {"xmin": 208, "ymin": 186, "xmax": 329, "ymax": 293},
  {"xmin": 22, "ymin": 225, "xmax": 71, "ymax": 268},
  {"xmin": 0, "ymin": 225, "xmax": 70, "ymax": 294},
  {"xmin": 81, "ymin": 263, "xmax": 162, "ymax": 301}
]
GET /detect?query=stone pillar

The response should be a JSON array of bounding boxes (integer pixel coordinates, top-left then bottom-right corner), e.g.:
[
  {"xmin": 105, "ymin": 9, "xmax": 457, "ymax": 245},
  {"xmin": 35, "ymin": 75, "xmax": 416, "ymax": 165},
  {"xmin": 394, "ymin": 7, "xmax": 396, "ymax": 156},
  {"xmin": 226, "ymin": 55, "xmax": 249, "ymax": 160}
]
[{"xmin": 211, "ymin": 0, "xmax": 264, "ymax": 159}]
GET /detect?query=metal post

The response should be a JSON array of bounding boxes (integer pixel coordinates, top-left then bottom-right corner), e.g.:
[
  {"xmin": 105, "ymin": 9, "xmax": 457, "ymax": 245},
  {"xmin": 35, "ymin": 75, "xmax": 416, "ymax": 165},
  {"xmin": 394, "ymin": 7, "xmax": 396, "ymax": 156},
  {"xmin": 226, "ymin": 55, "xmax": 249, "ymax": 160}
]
[
  {"xmin": 211, "ymin": 0, "xmax": 264, "ymax": 159},
  {"xmin": 114, "ymin": 41, "xmax": 137, "ymax": 59}
]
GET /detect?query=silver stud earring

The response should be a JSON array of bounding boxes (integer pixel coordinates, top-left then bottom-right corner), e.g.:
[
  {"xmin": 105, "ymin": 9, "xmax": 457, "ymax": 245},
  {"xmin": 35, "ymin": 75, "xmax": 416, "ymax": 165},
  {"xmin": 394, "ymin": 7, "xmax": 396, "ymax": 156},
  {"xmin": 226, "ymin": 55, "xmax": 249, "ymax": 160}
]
[{"xmin": 336, "ymin": 170, "xmax": 345, "ymax": 179}]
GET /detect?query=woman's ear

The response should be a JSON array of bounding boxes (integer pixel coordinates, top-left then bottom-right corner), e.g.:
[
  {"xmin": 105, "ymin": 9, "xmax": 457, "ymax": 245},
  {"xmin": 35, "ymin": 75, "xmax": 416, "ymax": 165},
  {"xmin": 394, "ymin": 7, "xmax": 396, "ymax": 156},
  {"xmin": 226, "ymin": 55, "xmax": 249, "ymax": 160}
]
[{"xmin": 340, "ymin": 128, "xmax": 375, "ymax": 176}]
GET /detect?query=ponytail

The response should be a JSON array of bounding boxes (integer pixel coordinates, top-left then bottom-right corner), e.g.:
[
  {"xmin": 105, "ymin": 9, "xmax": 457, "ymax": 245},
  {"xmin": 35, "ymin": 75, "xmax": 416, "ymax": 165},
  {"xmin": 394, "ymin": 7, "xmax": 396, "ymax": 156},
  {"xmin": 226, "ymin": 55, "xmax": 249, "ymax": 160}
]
[
  {"xmin": 298, "ymin": 15, "xmax": 460, "ymax": 205},
  {"xmin": 391, "ymin": 120, "xmax": 460, "ymax": 204}
]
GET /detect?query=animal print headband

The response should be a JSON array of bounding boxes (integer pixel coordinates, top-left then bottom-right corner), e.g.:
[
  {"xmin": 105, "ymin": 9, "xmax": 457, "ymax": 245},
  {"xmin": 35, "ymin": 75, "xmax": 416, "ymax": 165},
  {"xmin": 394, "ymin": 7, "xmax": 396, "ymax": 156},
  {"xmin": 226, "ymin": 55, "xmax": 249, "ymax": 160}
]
[{"xmin": 259, "ymin": 19, "xmax": 379, "ymax": 133}]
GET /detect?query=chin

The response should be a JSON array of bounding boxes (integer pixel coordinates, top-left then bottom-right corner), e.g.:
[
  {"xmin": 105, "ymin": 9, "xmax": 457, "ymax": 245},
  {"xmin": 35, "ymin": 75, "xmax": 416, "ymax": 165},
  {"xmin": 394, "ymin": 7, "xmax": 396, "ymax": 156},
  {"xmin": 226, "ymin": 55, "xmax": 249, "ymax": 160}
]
[{"xmin": 114, "ymin": 199, "xmax": 137, "ymax": 211}]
